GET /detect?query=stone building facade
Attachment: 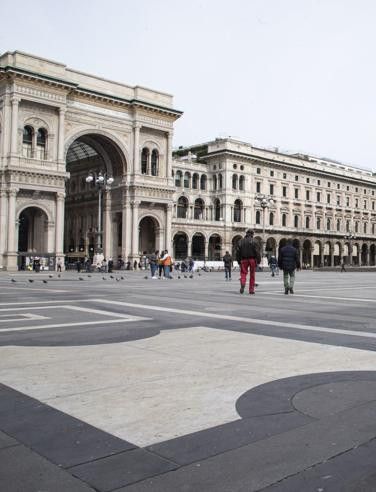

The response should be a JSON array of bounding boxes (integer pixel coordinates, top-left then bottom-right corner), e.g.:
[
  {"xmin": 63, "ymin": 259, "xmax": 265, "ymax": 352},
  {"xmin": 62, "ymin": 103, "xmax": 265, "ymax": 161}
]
[
  {"xmin": 171, "ymin": 139, "xmax": 376, "ymax": 268},
  {"xmin": 0, "ymin": 51, "xmax": 375, "ymax": 271},
  {"xmin": 0, "ymin": 51, "xmax": 181, "ymax": 271}
]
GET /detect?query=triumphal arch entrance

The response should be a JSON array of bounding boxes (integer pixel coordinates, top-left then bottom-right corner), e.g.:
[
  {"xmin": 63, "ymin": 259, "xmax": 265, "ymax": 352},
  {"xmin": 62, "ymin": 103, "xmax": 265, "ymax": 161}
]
[{"xmin": 0, "ymin": 51, "xmax": 181, "ymax": 271}]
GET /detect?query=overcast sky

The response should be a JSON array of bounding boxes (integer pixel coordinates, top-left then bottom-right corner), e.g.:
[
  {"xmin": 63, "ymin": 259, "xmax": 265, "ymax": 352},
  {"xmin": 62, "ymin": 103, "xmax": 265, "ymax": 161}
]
[{"xmin": 1, "ymin": 0, "xmax": 376, "ymax": 170}]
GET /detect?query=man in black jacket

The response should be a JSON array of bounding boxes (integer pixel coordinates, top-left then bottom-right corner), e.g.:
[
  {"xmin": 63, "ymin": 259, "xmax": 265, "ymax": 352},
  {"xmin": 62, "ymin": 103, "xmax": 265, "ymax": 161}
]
[
  {"xmin": 278, "ymin": 239, "xmax": 301, "ymax": 294},
  {"xmin": 236, "ymin": 229, "xmax": 261, "ymax": 295},
  {"xmin": 223, "ymin": 251, "xmax": 233, "ymax": 281}
]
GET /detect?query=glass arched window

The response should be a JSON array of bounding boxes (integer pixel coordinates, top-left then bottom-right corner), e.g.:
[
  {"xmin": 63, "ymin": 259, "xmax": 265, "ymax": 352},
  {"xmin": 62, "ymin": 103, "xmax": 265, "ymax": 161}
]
[
  {"xmin": 192, "ymin": 173, "xmax": 199, "ymax": 189},
  {"xmin": 141, "ymin": 148, "xmax": 149, "ymax": 174},
  {"xmin": 213, "ymin": 175, "xmax": 217, "ymax": 191},
  {"xmin": 282, "ymin": 213, "xmax": 287, "ymax": 227},
  {"xmin": 269, "ymin": 212, "xmax": 274, "ymax": 226},
  {"xmin": 256, "ymin": 210, "xmax": 261, "ymax": 225},
  {"xmin": 175, "ymin": 170, "xmax": 182, "ymax": 187},
  {"xmin": 317, "ymin": 217, "xmax": 321, "ymax": 230},
  {"xmin": 337, "ymin": 219, "xmax": 341, "ymax": 231},
  {"xmin": 194, "ymin": 199, "xmax": 205, "ymax": 220},
  {"xmin": 177, "ymin": 196, "xmax": 188, "ymax": 218},
  {"xmin": 214, "ymin": 199, "xmax": 221, "ymax": 221},
  {"xmin": 232, "ymin": 174, "xmax": 238, "ymax": 190},
  {"xmin": 200, "ymin": 174, "xmax": 207, "ymax": 190},
  {"xmin": 239, "ymin": 175, "xmax": 245, "ymax": 191},
  {"xmin": 218, "ymin": 174, "xmax": 223, "ymax": 189},
  {"xmin": 327, "ymin": 218, "xmax": 331, "ymax": 230},
  {"xmin": 305, "ymin": 216, "xmax": 309, "ymax": 229},
  {"xmin": 184, "ymin": 172, "xmax": 190, "ymax": 188},
  {"xmin": 151, "ymin": 149, "xmax": 158, "ymax": 176},
  {"xmin": 234, "ymin": 200, "xmax": 242, "ymax": 222},
  {"xmin": 23, "ymin": 126, "xmax": 33, "ymax": 157},
  {"xmin": 36, "ymin": 128, "xmax": 47, "ymax": 159},
  {"xmin": 294, "ymin": 215, "xmax": 299, "ymax": 228}
]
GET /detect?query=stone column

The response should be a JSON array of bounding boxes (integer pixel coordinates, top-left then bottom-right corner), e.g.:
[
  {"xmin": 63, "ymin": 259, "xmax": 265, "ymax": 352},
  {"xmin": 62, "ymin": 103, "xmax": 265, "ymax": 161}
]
[
  {"xmin": 10, "ymin": 97, "xmax": 19, "ymax": 156},
  {"xmin": 55, "ymin": 192, "xmax": 65, "ymax": 257},
  {"xmin": 7, "ymin": 189, "xmax": 17, "ymax": 253},
  {"xmin": 133, "ymin": 124, "xmax": 141, "ymax": 175},
  {"xmin": 103, "ymin": 190, "xmax": 112, "ymax": 259},
  {"xmin": 205, "ymin": 239, "xmax": 209, "ymax": 261},
  {"xmin": 187, "ymin": 237, "xmax": 192, "ymax": 257},
  {"xmin": 131, "ymin": 200, "xmax": 140, "ymax": 256},
  {"xmin": 166, "ymin": 132, "xmax": 173, "ymax": 180},
  {"xmin": 58, "ymin": 108, "xmax": 66, "ymax": 163},
  {"xmin": 0, "ymin": 191, "xmax": 7, "ymax": 259},
  {"xmin": 122, "ymin": 200, "xmax": 132, "ymax": 260},
  {"xmin": 165, "ymin": 204, "xmax": 172, "ymax": 251},
  {"xmin": 2, "ymin": 95, "xmax": 11, "ymax": 156}
]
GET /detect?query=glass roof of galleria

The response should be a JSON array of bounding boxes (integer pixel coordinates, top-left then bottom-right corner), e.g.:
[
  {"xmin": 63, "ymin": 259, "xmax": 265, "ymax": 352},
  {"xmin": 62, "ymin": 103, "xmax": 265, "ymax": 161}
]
[{"xmin": 66, "ymin": 140, "xmax": 98, "ymax": 163}]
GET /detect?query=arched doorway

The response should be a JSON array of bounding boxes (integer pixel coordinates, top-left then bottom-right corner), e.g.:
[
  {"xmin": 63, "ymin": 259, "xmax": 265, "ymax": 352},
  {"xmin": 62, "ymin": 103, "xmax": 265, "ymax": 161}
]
[
  {"xmin": 139, "ymin": 217, "xmax": 157, "ymax": 254},
  {"xmin": 302, "ymin": 239, "xmax": 312, "ymax": 268},
  {"xmin": 232, "ymin": 235, "xmax": 242, "ymax": 258},
  {"xmin": 313, "ymin": 241, "xmax": 322, "ymax": 268},
  {"xmin": 192, "ymin": 233, "xmax": 205, "ymax": 259},
  {"xmin": 333, "ymin": 242, "xmax": 341, "ymax": 266},
  {"xmin": 208, "ymin": 234, "xmax": 222, "ymax": 260},
  {"xmin": 173, "ymin": 232, "xmax": 188, "ymax": 260},
  {"xmin": 265, "ymin": 237, "xmax": 277, "ymax": 258},
  {"xmin": 65, "ymin": 134, "xmax": 126, "ymax": 264},
  {"xmin": 370, "ymin": 244, "xmax": 376, "ymax": 266},
  {"xmin": 324, "ymin": 241, "xmax": 331, "ymax": 266},
  {"xmin": 18, "ymin": 207, "xmax": 49, "ymax": 271},
  {"xmin": 361, "ymin": 244, "xmax": 368, "ymax": 266}
]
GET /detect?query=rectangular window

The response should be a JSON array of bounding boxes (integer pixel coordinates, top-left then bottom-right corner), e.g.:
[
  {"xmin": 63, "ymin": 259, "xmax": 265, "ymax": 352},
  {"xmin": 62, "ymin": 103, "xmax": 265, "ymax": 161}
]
[
  {"xmin": 355, "ymin": 187, "xmax": 358, "ymax": 192},
  {"xmin": 282, "ymin": 186, "xmax": 287, "ymax": 197},
  {"xmin": 372, "ymin": 191, "xmax": 375, "ymax": 196},
  {"xmin": 295, "ymin": 175, "xmax": 299, "ymax": 181},
  {"xmin": 306, "ymin": 190, "xmax": 310, "ymax": 200},
  {"xmin": 256, "ymin": 168, "xmax": 261, "ymax": 174},
  {"xmin": 364, "ymin": 200, "xmax": 367, "ymax": 209},
  {"xmin": 317, "ymin": 179, "xmax": 321, "ymax": 185},
  {"xmin": 270, "ymin": 170, "xmax": 274, "ymax": 177},
  {"xmin": 346, "ymin": 196, "xmax": 350, "ymax": 207},
  {"xmin": 336, "ymin": 195, "xmax": 340, "ymax": 206},
  {"xmin": 373, "ymin": 201, "xmax": 375, "ymax": 210},
  {"xmin": 364, "ymin": 189, "xmax": 367, "ymax": 194},
  {"xmin": 327, "ymin": 194, "xmax": 330, "ymax": 204},
  {"xmin": 355, "ymin": 198, "xmax": 359, "ymax": 208},
  {"xmin": 317, "ymin": 192, "xmax": 321, "ymax": 202},
  {"xmin": 256, "ymin": 182, "xmax": 261, "ymax": 193},
  {"xmin": 347, "ymin": 185, "xmax": 350, "ymax": 191},
  {"xmin": 270, "ymin": 184, "xmax": 274, "ymax": 195},
  {"xmin": 295, "ymin": 188, "xmax": 299, "ymax": 199},
  {"xmin": 337, "ymin": 183, "xmax": 340, "ymax": 189},
  {"xmin": 283, "ymin": 173, "xmax": 287, "ymax": 179},
  {"xmin": 306, "ymin": 177, "xmax": 310, "ymax": 184},
  {"xmin": 327, "ymin": 182, "xmax": 331, "ymax": 188}
]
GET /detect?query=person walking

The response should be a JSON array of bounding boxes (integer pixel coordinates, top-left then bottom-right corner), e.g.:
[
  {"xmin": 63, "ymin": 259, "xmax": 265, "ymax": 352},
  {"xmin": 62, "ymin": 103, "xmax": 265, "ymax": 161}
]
[
  {"xmin": 223, "ymin": 251, "xmax": 233, "ymax": 281},
  {"xmin": 268, "ymin": 255, "xmax": 278, "ymax": 277},
  {"xmin": 340, "ymin": 261, "xmax": 346, "ymax": 272},
  {"xmin": 235, "ymin": 229, "xmax": 261, "ymax": 295},
  {"xmin": 278, "ymin": 239, "xmax": 301, "ymax": 294}
]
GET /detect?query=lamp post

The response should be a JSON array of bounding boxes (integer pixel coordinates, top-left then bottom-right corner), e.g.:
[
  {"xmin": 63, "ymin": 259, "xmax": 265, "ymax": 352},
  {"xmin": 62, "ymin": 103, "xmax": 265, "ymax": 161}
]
[
  {"xmin": 255, "ymin": 195, "xmax": 274, "ymax": 263},
  {"xmin": 344, "ymin": 231, "xmax": 356, "ymax": 266},
  {"xmin": 86, "ymin": 171, "xmax": 114, "ymax": 261}
]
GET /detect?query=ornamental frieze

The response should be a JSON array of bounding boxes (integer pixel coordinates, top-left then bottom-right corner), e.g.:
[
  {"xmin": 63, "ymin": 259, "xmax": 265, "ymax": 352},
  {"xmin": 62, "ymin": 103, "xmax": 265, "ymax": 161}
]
[{"xmin": 15, "ymin": 84, "xmax": 65, "ymax": 103}]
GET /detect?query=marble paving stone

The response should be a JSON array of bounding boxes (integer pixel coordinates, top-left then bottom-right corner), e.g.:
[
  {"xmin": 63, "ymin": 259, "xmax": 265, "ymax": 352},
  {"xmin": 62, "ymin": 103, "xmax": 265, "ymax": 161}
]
[{"xmin": 0, "ymin": 445, "xmax": 95, "ymax": 492}]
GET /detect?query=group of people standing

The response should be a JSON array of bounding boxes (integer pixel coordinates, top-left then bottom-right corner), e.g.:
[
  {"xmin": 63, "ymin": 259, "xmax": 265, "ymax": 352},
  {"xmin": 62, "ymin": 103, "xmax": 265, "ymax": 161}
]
[
  {"xmin": 225, "ymin": 229, "xmax": 300, "ymax": 295},
  {"xmin": 147, "ymin": 250, "xmax": 173, "ymax": 279}
]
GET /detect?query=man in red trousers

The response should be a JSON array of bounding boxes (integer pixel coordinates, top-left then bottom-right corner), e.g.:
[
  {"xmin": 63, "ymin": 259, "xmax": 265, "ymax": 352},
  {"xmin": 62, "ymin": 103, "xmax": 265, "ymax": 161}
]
[{"xmin": 236, "ymin": 229, "xmax": 261, "ymax": 295}]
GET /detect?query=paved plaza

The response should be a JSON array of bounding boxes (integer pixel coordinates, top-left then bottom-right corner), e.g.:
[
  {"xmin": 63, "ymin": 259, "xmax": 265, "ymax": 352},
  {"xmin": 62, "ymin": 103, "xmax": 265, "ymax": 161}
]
[{"xmin": 0, "ymin": 268, "xmax": 376, "ymax": 491}]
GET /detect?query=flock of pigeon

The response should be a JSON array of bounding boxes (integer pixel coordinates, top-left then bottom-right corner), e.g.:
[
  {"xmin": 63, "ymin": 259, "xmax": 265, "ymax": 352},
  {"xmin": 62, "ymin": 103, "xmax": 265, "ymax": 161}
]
[{"xmin": 9, "ymin": 274, "xmax": 126, "ymax": 284}]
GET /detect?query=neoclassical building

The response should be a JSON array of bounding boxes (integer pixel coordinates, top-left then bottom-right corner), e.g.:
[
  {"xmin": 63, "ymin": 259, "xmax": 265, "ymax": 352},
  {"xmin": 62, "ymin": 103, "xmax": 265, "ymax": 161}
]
[
  {"xmin": 171, "ymin": 139, "xmax": 376, "ymax": 267},
  {"xmin": 1, "ymin": 51, "xmax": 376, "ymax": 271},
  {"xmin": 0, "ymin": 51, "xmax": 181, "ymax": 271}
]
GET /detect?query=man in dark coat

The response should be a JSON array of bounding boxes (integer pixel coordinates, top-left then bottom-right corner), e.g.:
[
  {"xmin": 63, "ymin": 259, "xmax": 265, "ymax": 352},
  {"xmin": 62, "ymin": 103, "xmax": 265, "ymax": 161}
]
[
  {"xmin": 278, "ymin": 239, "xmax": 301, "ymax": 294},
  {"xmin": 222, "ymin": 251, "xmax": 233, "ymax": 281},
  {"xmin": 236, "ymin": 229, "xmax": 261, "ymax": 295}
]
